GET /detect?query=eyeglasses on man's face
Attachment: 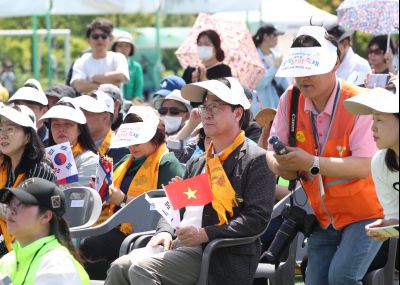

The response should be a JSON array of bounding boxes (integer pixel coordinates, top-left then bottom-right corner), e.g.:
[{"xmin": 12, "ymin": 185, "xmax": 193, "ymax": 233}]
[{"xmin": 198, "ymin": 101, "xmax": 231, "ymax": 116}]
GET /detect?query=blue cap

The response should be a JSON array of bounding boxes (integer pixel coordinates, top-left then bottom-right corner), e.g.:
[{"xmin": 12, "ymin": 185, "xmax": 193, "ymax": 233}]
[{"xmin": 154, "ymin": 75, "xmax": 185, "ymax": 97}]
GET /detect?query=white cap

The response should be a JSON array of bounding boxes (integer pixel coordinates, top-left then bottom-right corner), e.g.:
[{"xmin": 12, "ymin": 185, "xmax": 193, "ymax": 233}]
[
  {"xmin": 276, "ymin": 26, "xmax": 338, "ymax": 78},
  {"xmin": 0, "ymin": 104, "xmax": 37, "ymax": 130},
  {"xmin": 181, "ymin": 77, "xmax": 251, "ymax": 110},
  {"xmin": 39, "ymin": 98, "xmax": 87, "ymax": 124},
  {"xmin": 153, "ymin": 89, "xmax": 192, "ymax": 112},
  {"xmin": 344, "ymin": 84, "xmax": 399, "ymax": 115},
  {"xmin": 73, "ymin": 91, "xmax": 114, "ymax": 114},
  {"xmin": 8, "ymin": 86, "xmax": 48, "ymax": 106},
  {"xmin": 109, "ymin": 106, "xmax": 160, "ymax": 149}
]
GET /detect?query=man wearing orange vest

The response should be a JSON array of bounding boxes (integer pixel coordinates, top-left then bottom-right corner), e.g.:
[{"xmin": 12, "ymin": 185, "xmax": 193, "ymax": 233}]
[{"xmin": 267, "ymin": 26, "xmax": 384, "ymax": 285}]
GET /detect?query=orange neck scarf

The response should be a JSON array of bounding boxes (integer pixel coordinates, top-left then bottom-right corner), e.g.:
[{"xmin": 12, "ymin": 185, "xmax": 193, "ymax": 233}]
[
  {"xmin": 72, "ymin": 142, "xmax": 85, "ymax": 158},
  {"xmin": 98, "ymin": 143, "xmax": 169, "ymax": 234},
  {"xmin": 206, "ymin": 131, "xmax": 245, "ymax": 225},
  {"xmin": 98, "ymin": 129, "xmax": 113, "ymax": 156},
  {"xmin": 0, "ymin": 163, "xmax": 26, "ymax": 252}
]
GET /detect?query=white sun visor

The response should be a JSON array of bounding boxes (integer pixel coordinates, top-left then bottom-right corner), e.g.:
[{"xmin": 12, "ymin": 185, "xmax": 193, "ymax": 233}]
[{"xmin": 276, "ymin": 26, "xmax": 338, "ymax": 78}]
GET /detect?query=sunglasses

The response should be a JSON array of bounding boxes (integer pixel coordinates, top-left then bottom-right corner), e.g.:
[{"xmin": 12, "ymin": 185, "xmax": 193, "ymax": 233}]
[
  {"xmin": 158, "ymin": 107, "xmax": 187, "ymax": 116},
  {"xmin": 368, "ymin": 48, "xmax": 384, "ymax": 55},
  {"xmin": 91, "ymin": 33, "xmax": 109, "ymax": 40}
]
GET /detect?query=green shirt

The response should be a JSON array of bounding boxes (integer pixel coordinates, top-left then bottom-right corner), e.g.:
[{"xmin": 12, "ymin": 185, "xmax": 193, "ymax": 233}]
[
  {"xmin": 115, "ymin": 152, "xmax": 184, "ymax": 193},
  {"xmin": 123, "ymin": 57, "xmax": 144, "ymax": 100},
  {"xmin": 0, "ymin": 235, "xmax": 89, "ymax": 285}
]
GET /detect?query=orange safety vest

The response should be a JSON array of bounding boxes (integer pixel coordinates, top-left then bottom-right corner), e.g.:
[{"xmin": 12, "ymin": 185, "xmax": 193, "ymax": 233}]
[{"xmin": 287, "ymin": 80, "xmax": 383, "ymax": 229}]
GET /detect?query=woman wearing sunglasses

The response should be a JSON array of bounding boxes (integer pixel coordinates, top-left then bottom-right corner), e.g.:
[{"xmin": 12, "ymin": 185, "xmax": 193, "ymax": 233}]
[
  {"xmin": 40, "ymin": 98, "xmax": 98, "ymax": 187},
  {"xmin": 79, "ymin": 106, "xmax": 184, "ymax": 280},
  {"xmin": 367, "ymin": 35, "xmax": 396, "ymax": 74},
  {"xmin": 0, "ymin": 103, "xmax": 57, "ymax": 257},
  {"xmin": 154, "ymin": 89, "xmax": 192, "ymax": 136},
  {"xmin": 0, "ymin": 178, "xmax": 89, "ymax": 285}
]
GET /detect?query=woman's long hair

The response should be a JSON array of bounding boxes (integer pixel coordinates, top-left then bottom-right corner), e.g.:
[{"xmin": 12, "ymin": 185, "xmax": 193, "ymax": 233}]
[
  {"xmin": 39, "ymin": 206, "xmax": 84, "ymax": 264},
  {"xmin": 197, "ymin": 30, "xmax": 225, "ymax": 62},
  {"xmin": 385, "ymin": 113, "xmax": 399, "ymax": 172},
  {"xmin": 47, "ymin": 101, "xmax": 97, "ymax": 154},
  {"xmin": 1, "ymin": 105, "xmax": 46, "ymax": 177}
]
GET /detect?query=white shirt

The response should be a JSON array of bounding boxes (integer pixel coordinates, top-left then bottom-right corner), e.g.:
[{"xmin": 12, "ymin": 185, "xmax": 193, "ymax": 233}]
[
  {"xmin": 371, "ymin": 149, "xmax": 399, "ymax": 220},
  {"xmin": 34, "ymin": 249, "xmax": 83, "ymax": 285},
  {"xmin": 71, "ymin": 51, "xmax": 129, "ymax": 84},
  {"xmin": 337, "ymin": 47, "xmax": 371, "ymax": 86}
]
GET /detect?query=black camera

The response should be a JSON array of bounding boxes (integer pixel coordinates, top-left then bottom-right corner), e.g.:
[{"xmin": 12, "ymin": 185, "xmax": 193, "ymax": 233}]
[{"xmin": 262, "ymin": 205, "xmax": 318, "ymax": 264}]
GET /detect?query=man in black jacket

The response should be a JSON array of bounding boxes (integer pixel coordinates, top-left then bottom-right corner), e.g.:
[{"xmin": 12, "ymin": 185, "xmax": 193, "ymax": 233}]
[{"xmin": 105, "ymin": 77, "xmax": 275, "ymax": 285}]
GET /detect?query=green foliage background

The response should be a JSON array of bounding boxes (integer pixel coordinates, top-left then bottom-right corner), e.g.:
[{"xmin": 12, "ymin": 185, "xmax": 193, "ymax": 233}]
[{"xmin": 0, "ymin": 1, "xmax": 395, "ymax": 90}]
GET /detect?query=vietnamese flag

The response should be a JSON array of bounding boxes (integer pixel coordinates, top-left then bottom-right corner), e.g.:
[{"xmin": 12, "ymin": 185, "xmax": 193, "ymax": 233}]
[{"xmin": 164, "ymin": 173, "xmax": 213, "ymax": 210}]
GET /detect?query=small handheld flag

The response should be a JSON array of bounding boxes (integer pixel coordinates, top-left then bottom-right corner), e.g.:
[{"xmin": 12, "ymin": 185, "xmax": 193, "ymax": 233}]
[{"xmin": 163, "ymin": 173, "xmax": 213, "ymax": 210}]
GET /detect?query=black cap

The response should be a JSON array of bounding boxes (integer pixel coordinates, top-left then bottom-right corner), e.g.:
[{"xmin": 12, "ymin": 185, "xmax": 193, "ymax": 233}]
[
  {"xmin": 262, "ymin": 25, "xmax": 284, "ymax": 36},
  {"xmin": 45, "ymin": 84, "xmax": 76, "ymax": 99},
  {"xmin": 327, "ymin": 25, "xmax": 354, "ymax": 43},
  {"xmin": 0, "ymin": 178, "xmax": 66, "ymax": 216}
]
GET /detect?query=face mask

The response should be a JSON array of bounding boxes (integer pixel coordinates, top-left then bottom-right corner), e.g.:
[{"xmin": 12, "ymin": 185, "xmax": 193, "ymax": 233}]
[
  {"xmin": 197, "ymin": 46, "xmax": 214, "ymax": 61},
  {"xmin": 161, "ymin": 116, "xmax": 183, "ymax": 134}
]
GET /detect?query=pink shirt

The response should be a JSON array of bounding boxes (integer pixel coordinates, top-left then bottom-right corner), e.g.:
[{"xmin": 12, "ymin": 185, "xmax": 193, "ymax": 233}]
[{"xmin": 269, "ymin": 79, "xmax": 378, "ymax": 158}]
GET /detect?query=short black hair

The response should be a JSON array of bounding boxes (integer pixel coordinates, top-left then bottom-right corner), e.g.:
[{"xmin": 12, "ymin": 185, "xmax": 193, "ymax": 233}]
[
  {"xmin": 85, "ymin": 18, "xmax": 113, "ymax": 39},
  {"xmin": 291, "ymin": 33, "xmax": 341, "ymax": 59},
  {"xmin": 368, "ymin": 35, "xmax": 396, "ymax": 54}
]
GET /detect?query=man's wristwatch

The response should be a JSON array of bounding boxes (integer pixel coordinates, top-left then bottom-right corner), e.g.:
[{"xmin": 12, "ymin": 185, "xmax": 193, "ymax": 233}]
[
  {"xmin": 119, "ymin": 193, "xmax": 128, "ymax": 207},
  {"xmin": 309, "ymin": 156, "xmax": 320, "ymax": 176}
]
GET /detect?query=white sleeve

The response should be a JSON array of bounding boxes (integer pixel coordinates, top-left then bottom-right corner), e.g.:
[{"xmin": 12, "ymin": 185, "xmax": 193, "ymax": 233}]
[
  {"xmin": 34, "ymin": 250, "xmax": 83, "ymax": 285},
  {"xmin": 371, "ymin": 150, "xmax": 400, "ymax": 220},
  {"xmin": 70, "ymin": 57, "xmax": 88, "ymax": 84},
  {"xmin": 113, "ymin": 52, "xmax": 130, "ymax": 81}
]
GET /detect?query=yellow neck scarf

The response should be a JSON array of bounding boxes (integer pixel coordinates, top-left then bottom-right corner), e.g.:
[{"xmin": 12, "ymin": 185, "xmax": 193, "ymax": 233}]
[
  {"xmin": 0, "ymin": 163, "xmax": 26, "ymax": 252},
  {"xmin": 72, "ymin": 142, "xmax": 86, "ymax": 158},
  {"xmin": 206, "ymin": 131, "xmax": 245, "ymax": 225},
  {"xmin": 98, "ymin": 143, "xmax": 169, "ymax": 234},
  {"xmin": 98, "ymin": 129, "xmax": 113, "ymax": 156}
]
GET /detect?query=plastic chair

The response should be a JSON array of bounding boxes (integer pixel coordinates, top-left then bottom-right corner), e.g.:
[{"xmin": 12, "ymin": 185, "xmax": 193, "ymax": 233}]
[
  {"xmin": 363, "ymin": 237, "xmax": 398, "ymax": 285},
  {"xmin": 121, "ymin": 230, "xmax": 264, "ymax": 285},
  {"xmin": 63, "ymin": 186, "xmax": 102, "ymax": 229},
  {"xmin": 254, "ymin": 186, "xmax": 309, "ymax": 285},
  {"xmin": 254, "ymin": 234, "xmax": 299, "ymax": 285},
  {"xmin": 70, "ymin": 190, "xmax": 163, "ymax": 239}
]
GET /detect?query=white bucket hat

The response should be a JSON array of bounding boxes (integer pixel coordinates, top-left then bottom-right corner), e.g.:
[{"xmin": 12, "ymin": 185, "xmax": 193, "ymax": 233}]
[
  {"xmin": 0, "ymin": 104, "xmax": 37, "ymax": 130},
  {"xmin": 39, "ymin": 97, "xmax": 86, "ymax": 124},
  {"xmin": 73, "ymin": 91, "xmax": 114, "ymax": 114},
  {"xmin": 181, "ymin": 77, "xmax": 251, "ymax": 110},
  {"xmin": 276, "ymin": 26, "xmax": 338, "ymax": 78},
  {"xmin": 8, "ymin": 86, "xmax": 48, "ymax": 106},
  {"xmin": 109, "ymin": 106, "xmax": 160, "ymax": 149},
  {"xmin": 153, "ymin": 89, "xmax": 192, "ymax": 112},
  {"xmin": 344, "ymin": 81, "xmax": 399, "ymax": 115}
]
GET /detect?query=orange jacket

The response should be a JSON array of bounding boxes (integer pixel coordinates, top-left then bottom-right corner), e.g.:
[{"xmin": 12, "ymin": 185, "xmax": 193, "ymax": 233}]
[{"xmin": 287, "ymin": 81, "xmax": 383, "ymax": 229}]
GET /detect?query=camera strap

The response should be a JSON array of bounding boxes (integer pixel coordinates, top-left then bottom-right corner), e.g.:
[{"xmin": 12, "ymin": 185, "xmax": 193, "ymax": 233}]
[{"xmin": 288, "ymin": 86, "xmax": 300, "ymax": 206}]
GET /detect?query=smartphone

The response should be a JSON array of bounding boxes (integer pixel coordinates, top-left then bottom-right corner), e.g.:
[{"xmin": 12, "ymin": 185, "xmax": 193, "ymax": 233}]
[{"xmin": 367, "ymin": 74, "xmax": 390, "ymax": 88}]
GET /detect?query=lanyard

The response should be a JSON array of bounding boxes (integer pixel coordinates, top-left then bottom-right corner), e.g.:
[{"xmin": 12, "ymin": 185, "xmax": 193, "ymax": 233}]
[{"xmin": 309, "ymin": 82, "xmax": 341, "ymax": 157}]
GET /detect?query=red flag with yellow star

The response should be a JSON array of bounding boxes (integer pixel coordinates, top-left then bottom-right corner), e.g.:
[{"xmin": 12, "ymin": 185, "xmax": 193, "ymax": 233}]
[{"xmin": 163, "ymin": 173, "xmax": 213, "ymax": 210}]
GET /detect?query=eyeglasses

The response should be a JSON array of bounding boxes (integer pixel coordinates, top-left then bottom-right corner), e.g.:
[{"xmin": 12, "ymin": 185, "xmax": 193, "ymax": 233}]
[
  {"xmin": 158, "ymin": 107, "xmax": 187, "ymax": 116},
  {"xmin": 0, "ymin": 125, "xmax": 17, "ymax": 136},
  {"xmin": 368, "ymin": 48, "xmax": 385, "ymax": 55},
  {"xmin": 90, "ymin": 33, "xmax": 109, "ymax": 40},
  {"xmin": 4, "ymin": 201, "xmax": 23, "ymax": 215},
  {"xmin": 198, "ymin": 101, "xmax": 230, "ymax": 116}
]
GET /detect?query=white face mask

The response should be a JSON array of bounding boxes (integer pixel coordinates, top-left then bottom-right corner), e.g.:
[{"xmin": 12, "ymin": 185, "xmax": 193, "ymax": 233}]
[
  {"xmin": 197, "ymin": 46, "xmax": 214, "ymax": 61},
  {"xmin": 161, "ymin": 116, "xmax": 183, "ymax": 134}
]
